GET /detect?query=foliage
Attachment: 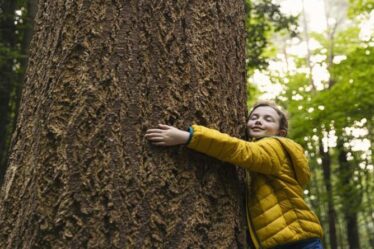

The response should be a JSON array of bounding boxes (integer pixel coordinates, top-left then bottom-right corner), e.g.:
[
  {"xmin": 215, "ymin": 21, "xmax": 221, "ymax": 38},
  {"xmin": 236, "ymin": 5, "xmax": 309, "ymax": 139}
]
[
  {"xmin": 246, "ymin": 82, "xmax": 261, "ymax": 108},
  {"xmin": 348, "ymin": 0, "xmax": 374, "ymax": 15},
  {"xmin": 298, "ymin": 45, "xmax": 374, "ymax": 134},
  {"xmin": 245, "ymin": 0, "xmax": 298, "ymax": 73},
  {"xmin": 330, "ymin": 46, "xmax": 374, "ymax": 119}
]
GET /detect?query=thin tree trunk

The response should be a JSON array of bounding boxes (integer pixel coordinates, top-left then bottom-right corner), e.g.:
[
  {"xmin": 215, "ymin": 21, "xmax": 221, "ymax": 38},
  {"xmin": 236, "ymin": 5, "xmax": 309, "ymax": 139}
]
[
  {"xmin": 319, "ymin": 140, "xmax": 338, "ymax": 249},
  {"xmin": 318, "ymin": 1, "xmax": 348, "ymax": 247},
  {"xmin": 0, "ymin": 0, "xmax": 39, "ymax": 185},
  {"xmin": 23, "ymin": 0, "xmax": 39, "ymax": 52},
  {"xmin": 361, "ymin": 171, "xmax": 374, "ymax": 249},
  {"xmin": 337, "ymin": 139, "xmax": 360, "ymax": 249},
  {"xmin": 365, "ymin": 172, "xmax": 374, "ymax": 248},
  {"xmin": 337, "ymin": 214, "xmax": 345, "ymax": 249},
  {"xmin": 307, "ymin": 157, "xmax": 327, "ymax": 249},
  {"xmin": 12, "ymin": 0, "xmax": 39, "ymax": 124},
  {"xmin": 301, "ymin": 0, "xmax": 316, "ymax": 91},
  {"xmin": 357, "ymin": 156, "xmax": 374, "ymax": 249},
  {"xmin": 311, "ymin": 157, "xmax": 329, "ymax": 249},
  {"xmin": 0, "ymin": 0, "xmax": 17, "ymax": 183},
  {"xmin": 0, "ymin": 1, "xmax": 248, "ymax": 248}
]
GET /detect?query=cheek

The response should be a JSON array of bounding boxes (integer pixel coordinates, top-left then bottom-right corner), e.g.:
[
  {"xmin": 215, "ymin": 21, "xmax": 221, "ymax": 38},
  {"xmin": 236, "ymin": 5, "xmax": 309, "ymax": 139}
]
[{"xmin": 270, "ymin": 124, "xmax": 280, "ymax": 133}]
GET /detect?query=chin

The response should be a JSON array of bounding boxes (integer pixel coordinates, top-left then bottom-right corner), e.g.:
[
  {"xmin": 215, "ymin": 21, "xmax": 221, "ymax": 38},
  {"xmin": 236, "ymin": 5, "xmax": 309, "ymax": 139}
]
[{"xmin": 250, "ymin": 134, "xmax": 265, "ymax": 139}]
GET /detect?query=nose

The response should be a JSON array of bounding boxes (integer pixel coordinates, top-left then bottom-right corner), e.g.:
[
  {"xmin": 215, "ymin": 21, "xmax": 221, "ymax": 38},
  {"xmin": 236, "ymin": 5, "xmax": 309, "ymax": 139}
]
[{"xmin": 255, "ymin": 120, "xmax": 262, "ymax": 125}]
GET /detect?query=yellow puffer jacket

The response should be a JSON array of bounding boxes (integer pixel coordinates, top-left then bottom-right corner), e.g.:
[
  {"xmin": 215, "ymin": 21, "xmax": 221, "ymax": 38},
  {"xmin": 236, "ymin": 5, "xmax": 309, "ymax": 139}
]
[{"xmin": 187, "ymin": 125, "xmax": 323, "ymax": 249}]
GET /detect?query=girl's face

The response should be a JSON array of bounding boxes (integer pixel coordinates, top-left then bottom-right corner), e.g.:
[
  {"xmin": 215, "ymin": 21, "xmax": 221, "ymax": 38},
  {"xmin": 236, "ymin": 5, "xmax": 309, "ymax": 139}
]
[{"xmin": 247, "ymin": 106, "xmax": 282, "ymax": 138}]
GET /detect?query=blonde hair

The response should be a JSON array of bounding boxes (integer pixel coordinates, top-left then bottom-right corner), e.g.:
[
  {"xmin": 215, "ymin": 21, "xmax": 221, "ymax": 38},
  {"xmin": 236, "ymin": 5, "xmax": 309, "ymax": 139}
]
[{"xmin": 248, "ymin": 100, "xmax": 288, "ymax": 137}]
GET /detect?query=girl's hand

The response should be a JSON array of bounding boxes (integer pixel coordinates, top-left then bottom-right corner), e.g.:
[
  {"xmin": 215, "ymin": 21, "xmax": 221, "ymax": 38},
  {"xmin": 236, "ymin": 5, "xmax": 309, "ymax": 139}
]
[{"xmin": 145, "ymin": 124, "xmax": 190, "ymax": 146}]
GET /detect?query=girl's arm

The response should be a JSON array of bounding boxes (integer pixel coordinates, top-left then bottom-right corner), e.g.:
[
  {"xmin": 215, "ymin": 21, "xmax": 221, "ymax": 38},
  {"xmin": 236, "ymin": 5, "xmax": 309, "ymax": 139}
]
[
  {"xmin": 145, "ymin": 124, "xmax": 284, "ymax": 175},
  {"xmin": 187, "ymin": 125, "xmax": 283, "ymax": 175}
]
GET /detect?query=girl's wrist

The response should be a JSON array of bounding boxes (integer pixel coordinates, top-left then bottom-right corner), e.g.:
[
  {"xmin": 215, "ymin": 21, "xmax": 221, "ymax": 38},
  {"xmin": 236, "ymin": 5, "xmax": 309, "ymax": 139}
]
[
  {"xmin": 185, "ymin": 127, "xmax": 194, "ymax": 145},
  {"xmin": 176, "ymin": 130, "xmax": 190, "ymax": 145}
]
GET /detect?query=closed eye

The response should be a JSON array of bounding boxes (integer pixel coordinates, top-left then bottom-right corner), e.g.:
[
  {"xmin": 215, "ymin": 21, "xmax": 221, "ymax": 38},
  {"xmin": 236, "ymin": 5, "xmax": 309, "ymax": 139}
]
[{"xmin": 265, "ymin": 116, "xmax": 275, "ymax": 122}]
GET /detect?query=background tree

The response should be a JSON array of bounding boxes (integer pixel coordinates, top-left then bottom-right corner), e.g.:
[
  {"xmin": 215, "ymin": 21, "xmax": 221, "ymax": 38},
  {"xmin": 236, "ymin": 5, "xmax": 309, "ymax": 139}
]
[
  {"xmin": 0, "ymin": 0, "xmax": 17, "ymax": 182},
  {"xmin": 0, "ymin": 0, "xmax": 38, "ymax": 183}
]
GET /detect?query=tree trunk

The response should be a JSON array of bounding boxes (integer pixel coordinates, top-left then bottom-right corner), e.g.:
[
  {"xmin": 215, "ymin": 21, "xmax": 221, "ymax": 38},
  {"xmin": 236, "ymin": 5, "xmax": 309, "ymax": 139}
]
[
  {"xmin": 337, "ymin": 139, "xmax": 360, "ymax": 249},
  {"xmin": 363, "ymin": 163, "xmax": 374, "ymax": 248},
  {"xmin": 361, "ymin": 167, "xmax": 374, "ymax": 249},
  {"xmin": 13, "ymin": 0, "xmax": 39, "ymax": 125},
  {"xmin": 23, "ymin": 0, "xmax": 39, "ymax": 52},
  {"xmin": 306, "ymin": 158, "xmax": 327, "ymax": 249},
  {"xmin": 0, "ymin": 0, "xmax": 17, "ymax": 183},
  {"xmin": 0, "ymin": 0, "xmax": 248, "ymax": 248},
  {"xmin": 319, "ymin": 140, "xmax": 338, "ymax": 249},
  {"xmin": 301, "ymin": 0, "xmax": 316, "ymax": 91},
  {"xmin": 0, "ymin": 0, "xmax": 39, "ymax": 185}
]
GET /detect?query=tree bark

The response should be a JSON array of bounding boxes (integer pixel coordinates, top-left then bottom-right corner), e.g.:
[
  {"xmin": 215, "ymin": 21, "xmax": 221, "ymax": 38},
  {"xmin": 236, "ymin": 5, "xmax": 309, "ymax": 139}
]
[{"xmin": 0, "ymin": 0, "xmax": 248, "ymax": 248}]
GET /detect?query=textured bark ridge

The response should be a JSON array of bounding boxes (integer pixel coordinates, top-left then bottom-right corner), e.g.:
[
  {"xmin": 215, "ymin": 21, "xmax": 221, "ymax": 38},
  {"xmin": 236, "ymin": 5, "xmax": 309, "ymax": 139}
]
[{"xmin": 0, "ymin": 1, "xmax": 247, "ymax": 248}]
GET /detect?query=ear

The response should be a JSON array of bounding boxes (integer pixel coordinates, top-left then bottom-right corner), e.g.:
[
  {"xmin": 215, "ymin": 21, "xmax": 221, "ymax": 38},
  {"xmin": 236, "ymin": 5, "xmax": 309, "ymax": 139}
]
[{"xmin": 278, "ymin": 129, "xmax": 287, "ymax": 137}]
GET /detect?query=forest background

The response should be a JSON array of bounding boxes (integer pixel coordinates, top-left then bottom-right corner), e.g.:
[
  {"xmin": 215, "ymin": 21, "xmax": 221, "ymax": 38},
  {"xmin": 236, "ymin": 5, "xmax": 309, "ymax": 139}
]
[{"xmin": 0, "ymin": 0, "xmax": 373, "ymax": 249}]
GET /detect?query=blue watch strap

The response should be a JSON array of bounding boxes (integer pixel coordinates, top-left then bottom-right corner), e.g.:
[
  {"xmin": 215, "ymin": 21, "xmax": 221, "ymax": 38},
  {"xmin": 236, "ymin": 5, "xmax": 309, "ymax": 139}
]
[{"xmin": 185, "ymin": 127, "xmax": 194, "ymax": 145}]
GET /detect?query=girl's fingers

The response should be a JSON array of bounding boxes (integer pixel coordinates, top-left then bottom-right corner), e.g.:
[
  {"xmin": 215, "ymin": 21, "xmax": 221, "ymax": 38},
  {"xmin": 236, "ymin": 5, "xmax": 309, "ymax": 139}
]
[
  {"xmin": 158, "ymin": 124, "xmax": 171, "ymax": 129},
  {"xmin": 144, "ymin": 133, "xmax": 162, "ymax": 138},
  {"xmin": 145, "ymin": 133, "xmax": 164, "ymax": 139},
  {"xmin": 145, "ymin": 126, "xmax": 170, "ymax": 145},
  {"xmin": 146, "ymin": 129, "xmax": 163, "ymax": 134},
  {"xmin": 147, "ymin": 137, "xmax": 164, "ymax": 141},
  {"xmin": 144, "ymin": 134, "xmax": 163, "ymax": 139}
]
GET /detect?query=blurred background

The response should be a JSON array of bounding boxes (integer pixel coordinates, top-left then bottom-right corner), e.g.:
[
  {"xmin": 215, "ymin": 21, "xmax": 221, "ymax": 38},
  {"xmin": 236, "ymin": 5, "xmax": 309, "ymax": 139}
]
[{"xmin": 247, "ymin": 1, "xmax": 374, "ymax": 249}]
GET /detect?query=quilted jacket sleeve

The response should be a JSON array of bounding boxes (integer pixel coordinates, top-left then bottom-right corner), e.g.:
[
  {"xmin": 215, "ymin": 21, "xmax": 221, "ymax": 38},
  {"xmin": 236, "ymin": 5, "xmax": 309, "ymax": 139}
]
[{"xmin": 187, "ymin": 125, "xmax": 285, "ymax": 175}]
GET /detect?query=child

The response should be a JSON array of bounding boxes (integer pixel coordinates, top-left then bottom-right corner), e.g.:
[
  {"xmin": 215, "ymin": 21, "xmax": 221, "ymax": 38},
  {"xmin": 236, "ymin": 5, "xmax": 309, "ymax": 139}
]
[{"xmin": 145, "ymin": 101, "xmax": 324, "ymax": 249}]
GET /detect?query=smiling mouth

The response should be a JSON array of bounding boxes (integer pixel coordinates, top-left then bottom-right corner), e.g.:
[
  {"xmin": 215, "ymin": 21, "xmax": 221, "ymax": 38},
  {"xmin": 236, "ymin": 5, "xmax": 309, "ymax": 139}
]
[{"xmin": 251, "ymin": 127, "xmax": 264, "ymax": 131}]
